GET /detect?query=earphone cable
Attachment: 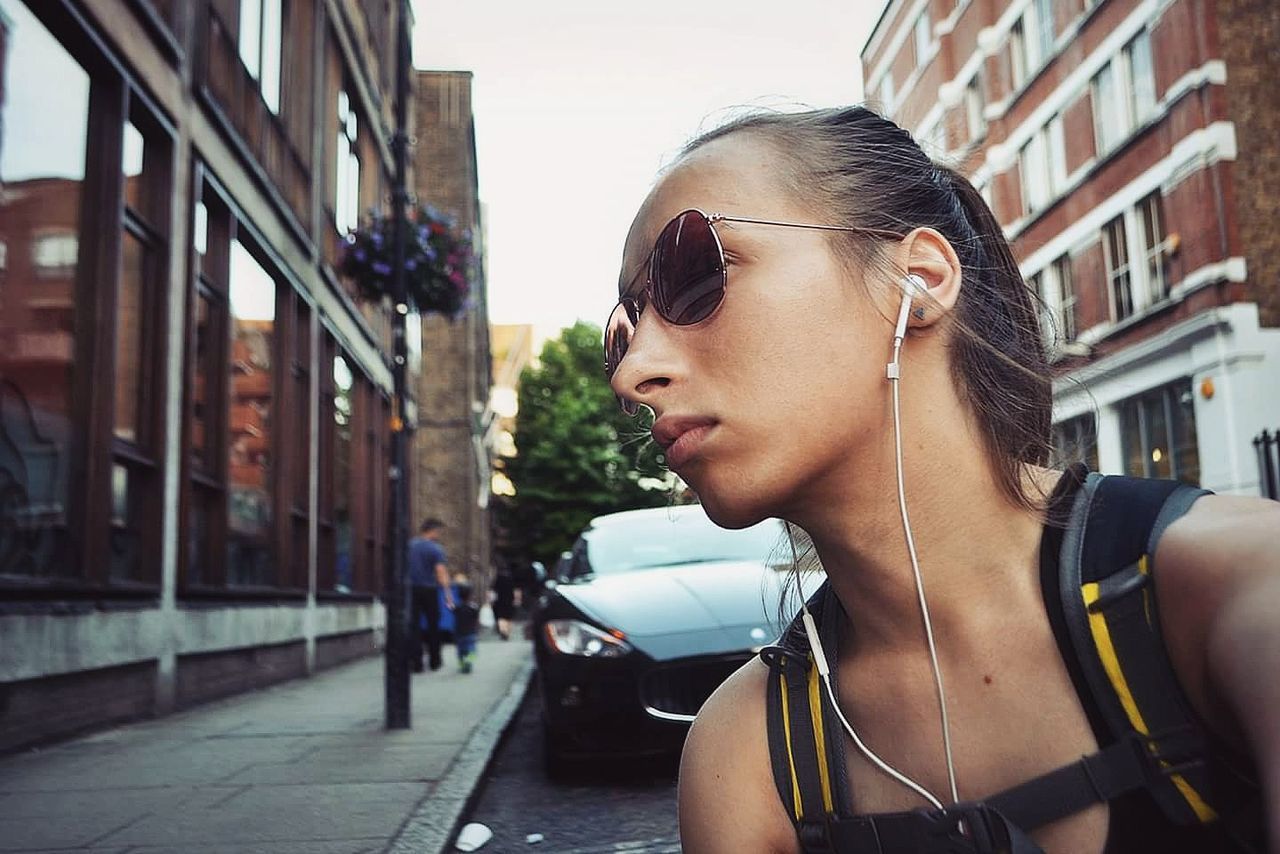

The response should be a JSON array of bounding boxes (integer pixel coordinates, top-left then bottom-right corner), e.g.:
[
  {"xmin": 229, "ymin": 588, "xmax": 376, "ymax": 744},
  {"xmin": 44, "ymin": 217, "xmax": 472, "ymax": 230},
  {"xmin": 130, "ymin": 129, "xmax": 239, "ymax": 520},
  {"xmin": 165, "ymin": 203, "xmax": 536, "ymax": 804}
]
[
  {"xmin": 786, "ymin": 522, "xmax": 945, "ymax": 811},
  {"xmin": 890, "ymin": 336, "xmax": 960, "ymax": 804}
]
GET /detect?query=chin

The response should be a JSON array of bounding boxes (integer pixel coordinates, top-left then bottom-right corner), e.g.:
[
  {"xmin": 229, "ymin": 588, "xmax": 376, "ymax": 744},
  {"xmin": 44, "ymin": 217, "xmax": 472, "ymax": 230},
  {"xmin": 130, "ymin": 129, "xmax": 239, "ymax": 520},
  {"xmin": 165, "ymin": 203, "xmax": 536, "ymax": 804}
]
[{"xmin": 682, "ymin": 473, "xmax": 776, "ymax": 531}]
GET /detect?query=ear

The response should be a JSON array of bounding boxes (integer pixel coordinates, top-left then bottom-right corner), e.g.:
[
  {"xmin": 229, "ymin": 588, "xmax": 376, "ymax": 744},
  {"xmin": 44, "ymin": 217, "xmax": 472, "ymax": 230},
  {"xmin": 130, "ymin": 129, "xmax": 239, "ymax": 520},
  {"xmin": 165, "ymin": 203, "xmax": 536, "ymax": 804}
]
[{"xmin": 896, "ymin": 227, "xmax": 962, "ymax": 329}]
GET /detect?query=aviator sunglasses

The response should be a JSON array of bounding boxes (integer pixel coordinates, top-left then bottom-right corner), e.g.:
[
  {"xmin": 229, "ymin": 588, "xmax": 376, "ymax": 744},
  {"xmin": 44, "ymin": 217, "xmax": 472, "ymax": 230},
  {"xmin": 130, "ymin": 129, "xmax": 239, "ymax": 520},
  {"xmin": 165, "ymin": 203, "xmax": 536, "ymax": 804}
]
[{"xmin": 604, "ymin": 209, "xmax": 905, "ymax": 414}]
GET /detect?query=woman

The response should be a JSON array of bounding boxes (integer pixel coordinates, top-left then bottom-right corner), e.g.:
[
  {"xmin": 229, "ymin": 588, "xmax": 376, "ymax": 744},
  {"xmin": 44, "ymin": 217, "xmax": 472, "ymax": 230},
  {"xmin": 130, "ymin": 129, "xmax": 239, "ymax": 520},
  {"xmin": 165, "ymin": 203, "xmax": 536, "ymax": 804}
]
[
  {"xmin": 604, "ymin": 107, "xmax": 1277, "ymax": 853},
  {"xmin": 491, "ymin": 560, "xmax": 517, "ymax": 640}
]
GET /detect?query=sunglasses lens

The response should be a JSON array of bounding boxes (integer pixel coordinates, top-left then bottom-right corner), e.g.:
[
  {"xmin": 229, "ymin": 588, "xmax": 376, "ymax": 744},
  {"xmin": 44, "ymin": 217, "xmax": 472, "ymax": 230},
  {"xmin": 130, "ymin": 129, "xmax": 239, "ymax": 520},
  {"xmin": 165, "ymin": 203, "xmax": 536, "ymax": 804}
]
[
  {"xmin": 604, "ymin": 301, "xmax": 638, "ymax": 415},
  {"xmin": 650, "ymin": 211, "xmax": 725, "ymax": 325}
]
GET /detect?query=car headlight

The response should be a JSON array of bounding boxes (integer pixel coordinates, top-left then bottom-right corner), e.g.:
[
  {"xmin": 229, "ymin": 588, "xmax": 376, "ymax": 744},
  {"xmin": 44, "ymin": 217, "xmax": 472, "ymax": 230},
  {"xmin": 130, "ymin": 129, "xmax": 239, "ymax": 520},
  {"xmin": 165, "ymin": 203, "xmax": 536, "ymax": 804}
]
[{"xmin": 543, "ymin": 619, "xmax": 633, "ymax": 657}]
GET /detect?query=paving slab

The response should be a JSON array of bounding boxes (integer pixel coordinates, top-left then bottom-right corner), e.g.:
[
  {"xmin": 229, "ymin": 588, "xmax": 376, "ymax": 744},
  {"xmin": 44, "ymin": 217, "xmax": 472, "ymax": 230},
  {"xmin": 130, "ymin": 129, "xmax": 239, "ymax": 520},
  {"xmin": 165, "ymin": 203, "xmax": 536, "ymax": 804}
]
[{"xmin": 0, "ymin": 632, "xmax": 535, "ymax": 853}]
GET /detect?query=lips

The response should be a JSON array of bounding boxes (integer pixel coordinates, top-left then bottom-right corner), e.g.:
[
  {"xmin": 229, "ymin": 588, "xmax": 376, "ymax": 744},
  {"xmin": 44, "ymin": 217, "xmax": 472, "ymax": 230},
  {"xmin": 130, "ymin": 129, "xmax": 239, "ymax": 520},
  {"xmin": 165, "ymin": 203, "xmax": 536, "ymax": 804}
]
[{"xmin": 652, "ymin": 416, "xmax": 718, "ymax": 468}]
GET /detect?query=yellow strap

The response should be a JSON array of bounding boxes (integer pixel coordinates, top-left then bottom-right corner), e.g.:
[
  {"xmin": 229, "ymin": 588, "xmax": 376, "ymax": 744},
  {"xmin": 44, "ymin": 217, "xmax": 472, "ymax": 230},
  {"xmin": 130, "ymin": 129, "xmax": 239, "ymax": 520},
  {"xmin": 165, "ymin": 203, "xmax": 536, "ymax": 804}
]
[
  {"xmin": 807, "ymin": 658, "xmax": 836, "ymax": 814},
  {"xmin": 778, "ymin": 671, "xmax": 804, "ymax": 820},
  {"xmin": 1082, "ymin": 579, "xmax": 1217, "ymax": 822}
]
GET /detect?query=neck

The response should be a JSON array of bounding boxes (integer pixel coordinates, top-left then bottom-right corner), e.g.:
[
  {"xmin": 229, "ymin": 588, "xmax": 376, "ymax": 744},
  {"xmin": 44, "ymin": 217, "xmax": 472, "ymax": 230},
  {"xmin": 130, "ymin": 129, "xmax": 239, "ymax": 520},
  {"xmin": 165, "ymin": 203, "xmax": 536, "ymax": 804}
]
[{"xmin": 783, "ymin": 373, "xmax": 1053, "ymax": 659}]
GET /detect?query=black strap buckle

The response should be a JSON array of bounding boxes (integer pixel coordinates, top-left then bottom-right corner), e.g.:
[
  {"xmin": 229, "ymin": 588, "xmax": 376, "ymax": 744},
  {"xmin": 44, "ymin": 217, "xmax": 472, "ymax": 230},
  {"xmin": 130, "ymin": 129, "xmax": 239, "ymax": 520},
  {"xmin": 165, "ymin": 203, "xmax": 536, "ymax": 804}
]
[{"xmin": 920, "ymin": 803, "xmax": 1045, "ymax": 854}]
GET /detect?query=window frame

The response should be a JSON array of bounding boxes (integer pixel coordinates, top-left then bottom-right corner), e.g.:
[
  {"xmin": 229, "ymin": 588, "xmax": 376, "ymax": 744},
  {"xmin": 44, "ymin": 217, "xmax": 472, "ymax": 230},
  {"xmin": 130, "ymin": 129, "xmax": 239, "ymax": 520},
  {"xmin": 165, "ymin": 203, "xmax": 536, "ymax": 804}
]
[
  {"xmin": 1051, "ymin": 413, "xmax": 1099, "ymax": 471},
  {"xmin": 1118, "ymin": 380, "xmax": 1200, "ymax": 485},
  {"xmin": 913, "ymin": 12, "xmax": 931, "ymax": 68},
  {"xmin": 0, "ymin": 2, "xmax": 173, "ymax": 595},
  {"xmin": 178, "ymin": 165, "xmax": 308, "ymax": 598},
  {"xmin": 236, "ymin": 0, "xmax": 283, "ymax": 115},
  {"xmin": 1102, "ymin": 215, "xmax": 1133, "ymax": 322}
]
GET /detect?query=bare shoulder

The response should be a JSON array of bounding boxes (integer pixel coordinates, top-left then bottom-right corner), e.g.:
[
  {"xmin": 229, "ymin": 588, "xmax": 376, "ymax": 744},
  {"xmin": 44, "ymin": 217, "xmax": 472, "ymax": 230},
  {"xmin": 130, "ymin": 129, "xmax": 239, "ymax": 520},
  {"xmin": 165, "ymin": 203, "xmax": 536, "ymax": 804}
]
[
  {"xmin": 1153, "ymin": 494, "xmax": 1280, "ymax": 734},
  {"xmin": 678, "ymin": 656, "xmax": 799, "ymax": 854}
]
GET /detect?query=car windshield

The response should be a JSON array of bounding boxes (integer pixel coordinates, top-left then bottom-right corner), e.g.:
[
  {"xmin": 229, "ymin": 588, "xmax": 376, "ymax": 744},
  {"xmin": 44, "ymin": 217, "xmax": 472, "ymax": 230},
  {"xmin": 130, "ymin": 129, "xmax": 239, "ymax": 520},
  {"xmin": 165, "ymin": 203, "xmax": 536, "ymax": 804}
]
[{"xmin": 583, "ymin": 510, "xmax": 785, "ymax": 574}]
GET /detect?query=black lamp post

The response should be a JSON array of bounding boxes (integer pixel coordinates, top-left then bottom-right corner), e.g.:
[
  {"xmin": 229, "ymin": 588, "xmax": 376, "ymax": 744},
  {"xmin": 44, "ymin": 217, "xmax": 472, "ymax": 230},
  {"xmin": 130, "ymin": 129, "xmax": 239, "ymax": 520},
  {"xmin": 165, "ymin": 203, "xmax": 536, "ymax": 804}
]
[{"xmin": 385, "ymin": 0, "xmax": 413, "ymax": 730}]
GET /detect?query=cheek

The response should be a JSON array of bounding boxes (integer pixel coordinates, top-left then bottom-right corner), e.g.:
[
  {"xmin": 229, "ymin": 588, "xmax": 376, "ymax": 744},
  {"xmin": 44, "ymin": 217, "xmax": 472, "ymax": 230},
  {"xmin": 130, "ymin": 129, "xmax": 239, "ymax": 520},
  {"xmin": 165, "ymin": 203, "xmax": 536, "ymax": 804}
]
[{"xmin": 687, "ymin": 268, "xmax": 889, "ymax": 512}]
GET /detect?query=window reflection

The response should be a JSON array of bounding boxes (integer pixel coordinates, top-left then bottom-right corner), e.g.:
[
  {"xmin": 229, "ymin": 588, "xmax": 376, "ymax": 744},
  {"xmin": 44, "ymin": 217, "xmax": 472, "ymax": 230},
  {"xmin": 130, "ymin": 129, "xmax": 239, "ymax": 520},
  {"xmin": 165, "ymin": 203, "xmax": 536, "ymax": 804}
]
[
  {"xmin": 227, "ymin": 239, "xmax": 276, "ymax": 585},
  {"xmin": 108, "ymin": 462, "xmax": 141, "ymax": 580},
  {"xmin": 0, "ymin": 1, "xmax": 90, "ymax": 577},
  {"xmin": 333, "ymin": 355, "xmax": 353, "ymax": 592},
  {"xmin": 114, "ymin": 231, "xmax": 146, "ymax": 443}
]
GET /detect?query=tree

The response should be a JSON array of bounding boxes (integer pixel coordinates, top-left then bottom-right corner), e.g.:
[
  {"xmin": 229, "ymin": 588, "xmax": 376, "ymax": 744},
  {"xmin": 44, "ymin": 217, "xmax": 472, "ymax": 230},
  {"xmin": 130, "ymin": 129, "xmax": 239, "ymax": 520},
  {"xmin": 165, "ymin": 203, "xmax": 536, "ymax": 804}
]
[{"xmin": 500, "ymin": 321, "xmax": 669, "ymax": 569}]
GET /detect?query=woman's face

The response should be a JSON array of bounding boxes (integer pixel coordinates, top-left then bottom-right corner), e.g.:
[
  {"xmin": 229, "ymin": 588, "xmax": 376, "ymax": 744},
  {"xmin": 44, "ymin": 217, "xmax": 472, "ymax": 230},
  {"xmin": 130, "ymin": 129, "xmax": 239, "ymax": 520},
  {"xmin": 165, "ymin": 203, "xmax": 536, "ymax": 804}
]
[{"xmin": 610, "ymin": 134, "xmax": 896, "ymax": 528}]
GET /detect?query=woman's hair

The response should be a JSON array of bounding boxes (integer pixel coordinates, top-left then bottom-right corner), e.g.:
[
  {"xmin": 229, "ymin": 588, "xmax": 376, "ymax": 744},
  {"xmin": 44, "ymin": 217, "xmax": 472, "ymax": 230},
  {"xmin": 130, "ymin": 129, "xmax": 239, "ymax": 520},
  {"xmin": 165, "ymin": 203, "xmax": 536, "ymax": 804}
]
[{"xmin": 681, "ymin": 105, "xmax": 1053, "ymax": 513}]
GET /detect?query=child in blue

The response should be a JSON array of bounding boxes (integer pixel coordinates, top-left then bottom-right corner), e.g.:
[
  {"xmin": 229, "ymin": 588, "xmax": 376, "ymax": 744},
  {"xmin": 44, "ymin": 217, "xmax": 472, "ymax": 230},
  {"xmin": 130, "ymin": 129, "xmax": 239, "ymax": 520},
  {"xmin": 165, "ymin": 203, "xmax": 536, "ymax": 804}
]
[{"xmin": 452, "ymin": 582, "xmax": 480, "ymax": 674}]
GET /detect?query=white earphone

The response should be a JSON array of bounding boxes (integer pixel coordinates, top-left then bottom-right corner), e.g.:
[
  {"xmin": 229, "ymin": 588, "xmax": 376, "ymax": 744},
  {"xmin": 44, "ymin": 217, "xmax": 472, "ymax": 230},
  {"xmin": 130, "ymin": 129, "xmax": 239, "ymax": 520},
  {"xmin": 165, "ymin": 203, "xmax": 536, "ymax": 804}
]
[{"xmin": 795, "ymin": 271, "xmax": 960, "ymax": 810}]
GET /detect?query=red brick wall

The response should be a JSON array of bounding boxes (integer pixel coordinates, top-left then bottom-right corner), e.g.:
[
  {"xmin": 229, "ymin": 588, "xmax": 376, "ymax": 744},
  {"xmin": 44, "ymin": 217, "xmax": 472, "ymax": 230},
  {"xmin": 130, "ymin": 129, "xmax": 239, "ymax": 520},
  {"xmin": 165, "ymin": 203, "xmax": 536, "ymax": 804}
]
[
  {"xmin": 1218, "ymin": 0, "xmax": 1280, "ymax": 328},
  {"xmin": 1072, "ymin": 239, "xmax": 1111, "ymax": 331},
  {"xmin": 992, "ymin": 166, "xmax": 1023, "ymax": 225},
  {"xmin": 1163, "ymin": 163, "xmax": 1232, "ymax": 285},
  {"xmin": 0, "ymin": 661, "xmax": 156, "ymax": 753},
  {"xmin": 1061, "ymin": 89, "xmax": 1096, "ymax": 175},
  {"xmin": 175, "ymin": 641, "xmax": 307, "ymax": 709}
]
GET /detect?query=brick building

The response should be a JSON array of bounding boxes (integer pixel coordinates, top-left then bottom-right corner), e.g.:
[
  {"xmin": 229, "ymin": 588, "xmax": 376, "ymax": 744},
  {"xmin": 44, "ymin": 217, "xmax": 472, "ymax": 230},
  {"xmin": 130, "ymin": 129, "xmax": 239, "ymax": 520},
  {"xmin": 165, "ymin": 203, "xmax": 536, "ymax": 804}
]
[
  {"xmin": 410, "ymin": 70, "xmax": 497, "ymax": 585},
  {"xmin": 863, "ymin": 0, "xmax": 1280, "ymax": 493},
  {"xmin": 0, "ymin": 0, "xmax": 411, "ymax": 750}
]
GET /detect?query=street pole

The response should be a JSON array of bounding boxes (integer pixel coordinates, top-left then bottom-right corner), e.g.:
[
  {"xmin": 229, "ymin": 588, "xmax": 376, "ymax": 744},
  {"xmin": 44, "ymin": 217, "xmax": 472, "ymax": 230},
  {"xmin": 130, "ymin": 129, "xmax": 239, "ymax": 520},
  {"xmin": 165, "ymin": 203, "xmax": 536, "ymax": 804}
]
[{"xmin": 385, "ymin": 0, "xmax": 412, "ymax": 730}]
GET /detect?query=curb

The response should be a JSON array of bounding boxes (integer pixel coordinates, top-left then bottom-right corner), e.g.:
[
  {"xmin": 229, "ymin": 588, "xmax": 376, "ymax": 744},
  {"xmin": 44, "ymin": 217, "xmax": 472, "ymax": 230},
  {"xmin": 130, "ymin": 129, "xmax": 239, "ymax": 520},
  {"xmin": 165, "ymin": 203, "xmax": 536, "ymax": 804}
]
[{"xmin": 387, "ymin": 658, "xmax": 536, "ymax": 854}]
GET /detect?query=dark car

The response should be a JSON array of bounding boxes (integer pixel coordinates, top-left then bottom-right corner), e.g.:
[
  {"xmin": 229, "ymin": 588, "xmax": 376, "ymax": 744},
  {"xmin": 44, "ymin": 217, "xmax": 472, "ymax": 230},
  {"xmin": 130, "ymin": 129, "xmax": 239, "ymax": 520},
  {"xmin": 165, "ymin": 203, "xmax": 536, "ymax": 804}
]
[{"xmin": 533, "ymin": 504, "xmax": 817, "ymax": 774}]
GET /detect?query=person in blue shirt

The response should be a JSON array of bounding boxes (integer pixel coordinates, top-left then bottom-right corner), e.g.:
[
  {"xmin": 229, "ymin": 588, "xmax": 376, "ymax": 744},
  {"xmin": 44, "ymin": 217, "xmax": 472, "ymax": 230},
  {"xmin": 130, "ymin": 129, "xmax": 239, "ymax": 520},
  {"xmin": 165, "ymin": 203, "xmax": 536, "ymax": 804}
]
[{"xmin": 408, "ymin": 517, "xmax": 454, "ymax": 672}]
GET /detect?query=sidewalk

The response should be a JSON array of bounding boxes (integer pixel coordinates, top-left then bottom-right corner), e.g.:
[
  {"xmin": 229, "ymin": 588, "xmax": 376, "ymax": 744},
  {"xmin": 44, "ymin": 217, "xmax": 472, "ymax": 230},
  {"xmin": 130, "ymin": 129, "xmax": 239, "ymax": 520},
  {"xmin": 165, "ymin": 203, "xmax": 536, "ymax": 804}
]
[{"xmin": 0, "ymin": 632, "xmax": 534, "ymax": 854}]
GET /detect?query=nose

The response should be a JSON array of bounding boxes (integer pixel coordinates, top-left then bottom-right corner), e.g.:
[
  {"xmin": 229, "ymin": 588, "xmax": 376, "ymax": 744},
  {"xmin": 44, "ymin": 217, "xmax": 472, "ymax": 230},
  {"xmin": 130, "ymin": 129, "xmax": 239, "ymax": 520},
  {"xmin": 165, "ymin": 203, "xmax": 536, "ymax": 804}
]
[{"xmin": 609, "ymin": 309, "xmax": 676, "ymax": 412}]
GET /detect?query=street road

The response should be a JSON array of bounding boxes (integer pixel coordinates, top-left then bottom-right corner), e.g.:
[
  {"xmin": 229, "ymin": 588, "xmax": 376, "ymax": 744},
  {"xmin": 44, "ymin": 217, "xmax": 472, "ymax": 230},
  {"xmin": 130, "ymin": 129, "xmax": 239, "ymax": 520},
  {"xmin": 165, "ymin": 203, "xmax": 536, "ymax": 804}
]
[{"xmin": 458, "ymin": 680, "xmax": 681, "ymax": 853}]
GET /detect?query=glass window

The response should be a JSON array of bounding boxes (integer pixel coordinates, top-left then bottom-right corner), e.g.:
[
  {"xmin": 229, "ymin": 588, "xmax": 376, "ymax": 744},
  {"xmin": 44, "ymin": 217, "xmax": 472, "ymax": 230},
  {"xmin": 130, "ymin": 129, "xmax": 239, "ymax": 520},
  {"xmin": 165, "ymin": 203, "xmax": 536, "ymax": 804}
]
[
  {"xmin": 238, "ymin": 0, "xmax": 282, "ymax": 114},
  {"xmin": 333, "ymin": 354, "xmax": 354, "ymax": 592},
  {"xmin": 1020, "ymin": 130, "xmax": 1050, "ymax": 214},
  {"xmin": 190, "ymin": 291, "xmax": 216, "ymax": 467},
  {"xmin": 335, "ymin": 91, "xmax": 361, "ymax": 234},
  {"xmin": 1103, "ymin": 216, "xmax": 1133, "ymax": 321},
  {"xmin": 1046, "ymin": 115, "xmax": 1067, "ymax": 190},
  {"xmin": 880, "ymin": 74, "xmax": 895, "ymax": 116},
  {"xmin": 1126, "ymin": 30, "xmax": 1156, "ymax": 125},
  {"xmin": 1033, "ymin": 0, "xmax": 1054, "ymax": 58},
  {"xmin": 914, "ymin": 13, "xmax": 931, "ymax": 67},
  {"xmin": 1119, "ymin": 380, "xmax": 1199, "ymax": 485},
  {"xmin": 1051, "ymin": 414, "xmax": 1098, "ymax": 471},
  {"xmin": 1053, "ymin": 254, "xmax": 1077, "ymax": 342},
  {"xmin": 114, "ymin": 231, "xmax": 146, "ymax": 444},
  {"xmin": 1010, "ymin": 19, "xmax": 1028, "ymax": 89},
  {"xmin": 1092, "ymin": 62, "xmax": 1126, "ymax": 154},
  {"xmin": 965, "ymin": 73, "xmax": 986, "ymax": 142},
  {"xmin": 0, "ymin": 1, "xmax": 91, "ymax": 578},
  {"xmin": 1138, "ymin": 192, "xmax": 1168, "ymax": 303},
  {"xmin": 227, "ymin": 239, "xmax": 277, "ymax": 586},
  {"xmin": 584, "ymin": 510, "xmax": 785, "ymax": 575}
]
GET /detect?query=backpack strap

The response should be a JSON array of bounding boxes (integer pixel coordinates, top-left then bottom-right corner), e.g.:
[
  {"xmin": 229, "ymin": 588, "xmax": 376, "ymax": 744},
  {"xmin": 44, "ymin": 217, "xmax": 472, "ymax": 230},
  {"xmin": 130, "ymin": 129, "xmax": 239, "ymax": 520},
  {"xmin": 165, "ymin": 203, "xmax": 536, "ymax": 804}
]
[
  {"xmin": 1057, "ymin": 472, "xmax": 1218, "ymax": 826},
  {"xmin": 761, "ymin": 582, "xmax": 856, "ymax": 852}
]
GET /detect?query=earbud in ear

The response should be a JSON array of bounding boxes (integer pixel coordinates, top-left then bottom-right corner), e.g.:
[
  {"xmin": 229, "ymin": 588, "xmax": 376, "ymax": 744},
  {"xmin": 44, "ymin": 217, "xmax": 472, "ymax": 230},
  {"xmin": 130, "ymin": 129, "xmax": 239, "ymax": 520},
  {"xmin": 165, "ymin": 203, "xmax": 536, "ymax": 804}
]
[{"xmin": 893, "ymin": 273, "xmax": 928, "ymax": 342}]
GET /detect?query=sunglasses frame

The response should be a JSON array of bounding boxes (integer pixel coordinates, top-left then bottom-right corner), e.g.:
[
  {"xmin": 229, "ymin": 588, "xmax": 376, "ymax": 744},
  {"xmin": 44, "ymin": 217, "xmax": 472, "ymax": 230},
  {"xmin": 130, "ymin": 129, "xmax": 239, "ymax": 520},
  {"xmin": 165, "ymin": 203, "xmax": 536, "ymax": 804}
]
[{"xmin": 605, "ymin": 209, "xmax": 906, "ymax": 414}]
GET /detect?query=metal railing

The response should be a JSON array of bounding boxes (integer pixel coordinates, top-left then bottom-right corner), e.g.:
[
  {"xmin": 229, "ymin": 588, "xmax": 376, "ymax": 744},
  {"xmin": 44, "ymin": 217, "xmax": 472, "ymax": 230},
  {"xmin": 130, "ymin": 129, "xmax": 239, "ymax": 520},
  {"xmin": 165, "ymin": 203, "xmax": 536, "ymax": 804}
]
[{"xmin": 1254, "ymin": 429, "xmax": 1280, "ymax": 500}]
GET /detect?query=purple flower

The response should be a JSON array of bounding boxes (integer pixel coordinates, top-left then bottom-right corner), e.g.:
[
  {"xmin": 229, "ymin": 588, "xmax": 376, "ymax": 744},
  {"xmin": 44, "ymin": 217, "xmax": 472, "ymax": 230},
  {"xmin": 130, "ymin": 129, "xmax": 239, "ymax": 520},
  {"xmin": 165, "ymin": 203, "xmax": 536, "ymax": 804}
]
[
  {"xmin": 372, "ymin": 261, "xmax": 392, "ymax": 276},
  {"xmin": 353, "ymin": 249, "xmax": 366, "ymax": 263}
]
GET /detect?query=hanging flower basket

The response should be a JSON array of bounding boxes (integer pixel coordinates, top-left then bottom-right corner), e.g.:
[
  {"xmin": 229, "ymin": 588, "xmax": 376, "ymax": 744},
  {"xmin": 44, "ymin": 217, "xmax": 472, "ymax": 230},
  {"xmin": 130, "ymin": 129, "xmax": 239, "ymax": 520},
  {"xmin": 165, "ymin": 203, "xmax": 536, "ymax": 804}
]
[{"xmin": 338, "ymin": 204, "xmax": 474, "ymax": 317}]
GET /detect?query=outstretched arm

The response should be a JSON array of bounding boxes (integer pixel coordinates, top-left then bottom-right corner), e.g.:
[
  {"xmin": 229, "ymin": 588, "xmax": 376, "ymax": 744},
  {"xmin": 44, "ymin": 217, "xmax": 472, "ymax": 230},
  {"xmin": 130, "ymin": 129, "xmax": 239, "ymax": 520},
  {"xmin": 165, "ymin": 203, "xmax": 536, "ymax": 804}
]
[{"xmin": 1155, "ymin": 494, "xmax": 1280, "ymax": 849}]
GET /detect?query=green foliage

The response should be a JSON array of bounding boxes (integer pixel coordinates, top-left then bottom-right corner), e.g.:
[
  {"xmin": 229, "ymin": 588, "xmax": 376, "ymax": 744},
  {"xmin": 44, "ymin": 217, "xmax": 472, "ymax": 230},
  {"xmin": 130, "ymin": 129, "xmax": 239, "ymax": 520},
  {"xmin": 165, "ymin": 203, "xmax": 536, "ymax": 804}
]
[{"xmin": 501, "ymin": 321, "xmax": 668, "ymax": 568}]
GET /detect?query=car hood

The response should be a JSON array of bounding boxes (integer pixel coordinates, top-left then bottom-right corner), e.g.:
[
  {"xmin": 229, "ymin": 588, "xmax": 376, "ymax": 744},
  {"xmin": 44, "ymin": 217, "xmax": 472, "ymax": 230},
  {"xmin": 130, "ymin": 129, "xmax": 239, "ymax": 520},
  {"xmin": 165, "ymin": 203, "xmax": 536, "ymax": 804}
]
[{"xmin": 557, "ymin": 560, "xmax": 812, "ymax": 654}]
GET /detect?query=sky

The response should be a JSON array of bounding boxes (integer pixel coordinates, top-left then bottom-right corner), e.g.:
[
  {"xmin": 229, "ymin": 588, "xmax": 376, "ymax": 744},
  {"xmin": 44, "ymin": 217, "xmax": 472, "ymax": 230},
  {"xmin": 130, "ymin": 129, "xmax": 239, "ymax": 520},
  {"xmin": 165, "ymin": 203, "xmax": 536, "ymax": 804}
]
[{"xmin": 411, "ymin": 0, "xmax": 890, "ymax": 347}]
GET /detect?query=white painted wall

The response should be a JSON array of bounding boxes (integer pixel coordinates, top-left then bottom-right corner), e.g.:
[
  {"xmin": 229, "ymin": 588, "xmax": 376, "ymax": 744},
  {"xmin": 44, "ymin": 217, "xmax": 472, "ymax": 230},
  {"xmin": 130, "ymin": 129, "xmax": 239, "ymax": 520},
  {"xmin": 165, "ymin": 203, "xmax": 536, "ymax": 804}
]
[
  {"xmin": 0, "ymin": 602, "xmax": 384, "ymax": 684},
  {"xmin": 1054, "ymin": 303, "xmax": 1280, "ymax": 495}
]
